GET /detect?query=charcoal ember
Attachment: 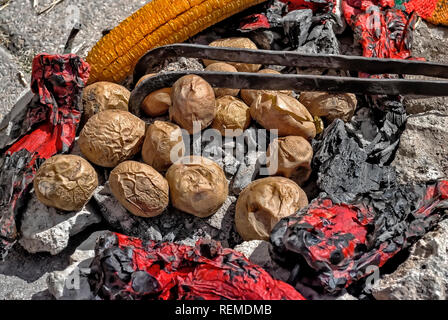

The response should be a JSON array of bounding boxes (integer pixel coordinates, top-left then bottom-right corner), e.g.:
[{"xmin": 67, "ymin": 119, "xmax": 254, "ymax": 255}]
[
  {"xmin": 88, "ymin": 232, "xmax": 305, "ymax": 300},
  {"xmin": 231, "ymin": 160, "xmax": 262, "ymax": 194},
  {"xmin": 313, "ymin": 98, "xmax": 406, "ymax": 203},
  {"xmin": 282, "ymin": 10, "xmax": 313, "ymax": 48},
  {"xmin": 230, "ymin": 126, "xmax": 270, "ymax": 194},
  {"xmin": 93, "ymin": 183, "xmax": 240, "ymax": 248},
  {"xmin": 303, "ymin": 20, "xmax": 340, "ymax": 54},
  {"xmin": 213, "ymin": 148, "xmax": 241, "ymax": 176},
  {"xmin": 312, "ymin": 119, "xmax": 397, "ymax": 203},
  {"xmin": 271, "ymin": 181, "xmax": 448, "ymax": 294},
  {"xmin": 0, "ymin": 53, "xmax": 89, "ymax": 260},
  {"xmin": 0, "ymin": 149, "xmax": 37, "ymax": 259},
  {"xmin": 266, "ymin": 0, "xmax": 288, "ymax": 27}
]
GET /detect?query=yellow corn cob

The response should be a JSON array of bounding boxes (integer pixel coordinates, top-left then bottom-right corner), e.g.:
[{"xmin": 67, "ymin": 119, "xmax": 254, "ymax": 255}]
[{"xmin": 86, "ymin": 0, "xmax": 266, "ymax": 84}]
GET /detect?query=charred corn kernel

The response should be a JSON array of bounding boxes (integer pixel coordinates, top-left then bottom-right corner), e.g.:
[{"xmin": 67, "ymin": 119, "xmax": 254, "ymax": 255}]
[{"xmin": 87, "ymin": 0, "xmax": 266, "ymax": 83}]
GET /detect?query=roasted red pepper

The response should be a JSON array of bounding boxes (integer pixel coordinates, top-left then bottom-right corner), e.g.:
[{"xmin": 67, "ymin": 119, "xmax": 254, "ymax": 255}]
[
  {"xmin": 0, "ymin": 54, "xmax": 90, "ymax": 260},
  {"xmin": 89, "ymin": 232, "xmax": 306, "ymax": 300}
]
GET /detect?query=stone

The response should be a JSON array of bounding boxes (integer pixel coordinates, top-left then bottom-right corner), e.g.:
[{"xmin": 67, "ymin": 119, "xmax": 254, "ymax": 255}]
[
  {"xmin": 404, "ymin": 21, "xmax": 448, "ymax": 115},
  {"xmin": 372, "ymin": 220, "xmax": 448, "ymax": 300},
  {"xmin": 19, "ymin": 193, "xmax": 102, "ymax": 255},
  {"xmin": 0, "ymin": 46, "xmax": 29, "ymax": 123},
  {"xmin": 392, "ymin": 113, "xmax": 448, "ymax": 183},
  {"xmin": 47, "ymin": 230, "xmax": 109, "ymax": 300}
]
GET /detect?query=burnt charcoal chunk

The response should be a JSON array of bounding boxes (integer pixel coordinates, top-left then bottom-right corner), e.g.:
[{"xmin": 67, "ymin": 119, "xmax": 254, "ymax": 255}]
[
  {"xmin": 282, "ymin": 10, "xmax": 313, "ymax": 48},
  {"xmin": 313, "ymin": 119, "xmax": 398, "ymax": 203},
  {"xmin": 131, "ymin": 271, "xmax": 160, "ymax": 294}
]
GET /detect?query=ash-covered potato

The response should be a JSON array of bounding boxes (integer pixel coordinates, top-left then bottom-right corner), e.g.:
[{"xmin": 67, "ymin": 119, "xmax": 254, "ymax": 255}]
[
  {"xmin": 205, "ymin": 63, "xmax": 240, "ymax": 97},
  {"xmin": 241, "ymin": 69, "xmax": 293, "ymax": 106},
  {"xmin": 82, "ymin": 82, "xmax": 130, "ymax": 124},
  {"xmin": 250, "ymin": 93, "xmax": 316, "ymax": 139},
  {"xmin": 203, "ymin": 38, "xmax": 261, "ymax": 73},
  {"xmin": 266, "ymin": 136, "xmax": 313, "ymax": 186},
  {"xmin": 170, "ymin": 75, "xmax": 216, "ymax": 134},
  {"xmin": 212, "ymin": 96, "xmax": 251, "ymax": 136},
  {"xmin": 109, "ymin": 161, "xmax": 169, "ymax": 218},
  {"xmin": 137, "ymin": 74, "xmax": 172, "ymax": 117},
  {"xmin": 34, "ymin": 155, "xmax": 98, "ymax": 212},
  {"xmin": 299, "ymin": 92, "xmax": 357, "ymax": 123},
  {"xmin": 79, "ymin": 110, "xmax": 146, "ymax": 168},
  {"xmin": 166, "ymin": 156, "xmax": 228, "ymax": 218},
  {"xmin": 142, "ymin": 121, "xmax": 185, "ymax": 172},
  {"xmin": 235, "ymin": 177, "xmax": 308, "ymax": 241}
]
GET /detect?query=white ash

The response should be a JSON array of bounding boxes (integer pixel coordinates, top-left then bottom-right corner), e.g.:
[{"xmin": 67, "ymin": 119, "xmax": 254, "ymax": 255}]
[{"xmin": 159, "ymin": 57, "xmax": 204, "ymax": 74}]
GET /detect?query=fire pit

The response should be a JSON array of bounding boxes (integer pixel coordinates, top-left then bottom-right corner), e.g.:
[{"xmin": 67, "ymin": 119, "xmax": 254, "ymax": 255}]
[{"xmin": 1, "ymin": 0, "xmax": 448, "ymax": 301}]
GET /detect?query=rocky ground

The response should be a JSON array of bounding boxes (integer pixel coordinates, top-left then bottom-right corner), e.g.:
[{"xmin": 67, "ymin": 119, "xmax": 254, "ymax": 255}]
[{"xmin": 1, "ymin": 1, "xmax": 448, "ymax": 300}]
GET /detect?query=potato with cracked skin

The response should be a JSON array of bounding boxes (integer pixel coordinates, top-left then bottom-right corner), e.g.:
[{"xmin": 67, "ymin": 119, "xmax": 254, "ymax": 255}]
[
  {"xmin": 240, "ymin": 69, "xmax": 293, "ymax": 106},
  {"xmin": 235, "ymin": 177, "xmax": 308, "ymax": 241},
  {"xmin": 212, "ymin": 96, "xmax": 251, "ymax": 136},
  {"xmin": 250, "ymin": 93, "xmax": 316, "ymax": 140},
  {"xmin": 203, "ymin": 37, "xmax": 261, "ymax": 73},
  {"xmin": 34, "ymin": 155, "xmax": 98, "ymax": 212},
  {"xmin": 170, "ymin": 75, "xmax": 216, "ymax": 134},
  {"xmin": 204, "ymin": 63, "xmax": 240, "ymax": 98},
  {"xmin": 79, "ymin": 110, "xmax": 146, "ymax": 168},
  {"xmin": 82, "ymin": 82, "xmax": 130, "ymax": 124},
  {"xmin": 109, "ymin": 161, "xmax": 169, "ymax": 218},
  {"xmin": 266, "ymin": 136, "xmax": 313, "ymax": 186},
  {"xmin": 166, "ymin": 156, "xmax": 228, "ymax": 218},
  {"xmin": 299, "ymin": 92, "xmax": 357, "ymax": 123},
  {"xmin": 142, "ymin": 121, "xmax": 185, "ymax": 172},
  {"xmin": 137, "ymin": 74, "xmax": 172, "ymax": 117}
]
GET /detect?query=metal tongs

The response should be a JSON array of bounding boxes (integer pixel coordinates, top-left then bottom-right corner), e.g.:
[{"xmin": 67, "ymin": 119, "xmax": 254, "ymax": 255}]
[{"xmin": 129, "ymin": 43, "xmax": 448, "ymax": 113}]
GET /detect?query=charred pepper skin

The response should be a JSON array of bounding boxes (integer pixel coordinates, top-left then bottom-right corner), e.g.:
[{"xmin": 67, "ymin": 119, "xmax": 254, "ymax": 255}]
[
  {"xmin": 89, "ymin": 232, "xmax": 306, "ymax": 300},
  {"xmin": 271, "ymin": 181, "xmax": 448, "ymax": 293},
  {"xmin": 86, "ymin": 0, "xmax": 266, "ymax": 84}
]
